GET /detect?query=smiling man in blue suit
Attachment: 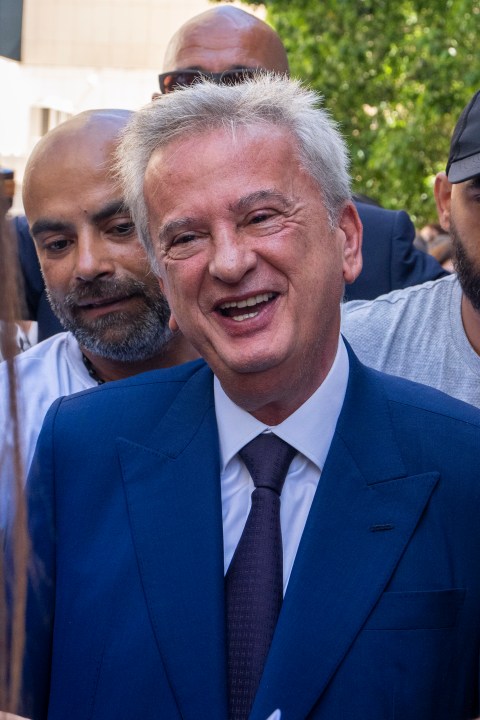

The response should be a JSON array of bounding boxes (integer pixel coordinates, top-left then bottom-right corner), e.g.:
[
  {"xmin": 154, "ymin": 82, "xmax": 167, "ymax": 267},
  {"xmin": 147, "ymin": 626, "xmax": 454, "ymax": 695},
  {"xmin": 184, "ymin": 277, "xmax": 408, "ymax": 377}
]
[{"xmin": 20, "ymin": 76, "xmax": 480, "ymax": 720}]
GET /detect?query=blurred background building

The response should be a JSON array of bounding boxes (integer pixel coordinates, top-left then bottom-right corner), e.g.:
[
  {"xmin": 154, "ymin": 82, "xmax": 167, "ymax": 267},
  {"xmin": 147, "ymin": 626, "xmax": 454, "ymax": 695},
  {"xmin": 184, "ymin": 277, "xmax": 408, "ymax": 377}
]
[{"xmin": 0, "ymin": 0, "xmax": 263, "ymax": 212}]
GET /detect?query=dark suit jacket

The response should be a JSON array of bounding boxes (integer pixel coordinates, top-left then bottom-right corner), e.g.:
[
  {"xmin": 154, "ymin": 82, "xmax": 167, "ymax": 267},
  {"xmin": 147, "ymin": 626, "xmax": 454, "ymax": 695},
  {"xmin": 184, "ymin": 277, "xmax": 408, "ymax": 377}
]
[
  {"xmin": 347, "ymin": 203, "xmax": 447, "ymax": 300},
  {"xmin": 13, "ymin": 206, "xmax": 445, "ymax": 340},
  {"xmin": 21, "ymin": 351, "xmax": 480, "ymax": 720}
]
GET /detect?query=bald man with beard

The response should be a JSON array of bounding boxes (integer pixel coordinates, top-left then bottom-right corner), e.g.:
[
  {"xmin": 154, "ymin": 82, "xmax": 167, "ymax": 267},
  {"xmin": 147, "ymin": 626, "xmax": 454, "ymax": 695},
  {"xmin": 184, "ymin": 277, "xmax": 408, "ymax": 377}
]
[
  {"xmin": 155, "ymin": 4, "xmax": 446, "ymax": 302},
  {"xmin": 0, "ymin": 109, "xmax": 197, "ymax": 499}
]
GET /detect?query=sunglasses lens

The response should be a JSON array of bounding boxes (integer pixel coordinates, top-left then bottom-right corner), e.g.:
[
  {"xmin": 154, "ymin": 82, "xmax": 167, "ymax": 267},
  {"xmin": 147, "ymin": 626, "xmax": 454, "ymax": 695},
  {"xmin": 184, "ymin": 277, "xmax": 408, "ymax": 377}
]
[
  {"xmin": 160, "ymin": 71, "xmax": 203, "ymax": 93},
  {"xmin": 220, "ymin": 69, "xmax": 258, "ymax": 86},
  {"xmin": 159, "ymin": 68, "xmax": 261, "ymax": 93}
]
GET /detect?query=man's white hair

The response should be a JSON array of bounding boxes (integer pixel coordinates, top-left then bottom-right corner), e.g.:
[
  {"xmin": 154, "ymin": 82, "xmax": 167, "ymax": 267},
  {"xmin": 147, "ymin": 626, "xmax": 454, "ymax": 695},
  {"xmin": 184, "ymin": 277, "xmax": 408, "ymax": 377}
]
[{"xmin": 115, "ymin": 74, "xmax": 352, "ymax": 272}]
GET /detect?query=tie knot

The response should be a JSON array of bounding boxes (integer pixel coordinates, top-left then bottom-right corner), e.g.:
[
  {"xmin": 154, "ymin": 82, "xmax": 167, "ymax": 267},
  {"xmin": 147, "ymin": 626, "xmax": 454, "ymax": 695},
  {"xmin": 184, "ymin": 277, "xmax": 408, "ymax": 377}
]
[{"xmin": 239, "ymin": 434, "xmax": 296, "ymax": 495}]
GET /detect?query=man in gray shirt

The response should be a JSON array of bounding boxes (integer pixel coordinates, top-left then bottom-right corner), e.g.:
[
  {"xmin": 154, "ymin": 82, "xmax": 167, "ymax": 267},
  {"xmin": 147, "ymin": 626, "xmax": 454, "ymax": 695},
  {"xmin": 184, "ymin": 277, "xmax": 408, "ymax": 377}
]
[{"xmin": 342, "ymin": 89, "xmax": 480, "ymax": 407}]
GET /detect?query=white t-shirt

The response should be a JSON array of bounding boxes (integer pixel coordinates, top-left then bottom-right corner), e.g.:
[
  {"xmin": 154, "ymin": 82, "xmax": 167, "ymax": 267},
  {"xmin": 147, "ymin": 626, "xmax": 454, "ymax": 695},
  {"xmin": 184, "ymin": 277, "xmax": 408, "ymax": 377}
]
[
  {"xmin": 1, "ymin": 332, "xmax": 96, "ymax": 522},
  {"xmin": 341, "ymin": 274, "xmax": 480, "ymax": 408}
]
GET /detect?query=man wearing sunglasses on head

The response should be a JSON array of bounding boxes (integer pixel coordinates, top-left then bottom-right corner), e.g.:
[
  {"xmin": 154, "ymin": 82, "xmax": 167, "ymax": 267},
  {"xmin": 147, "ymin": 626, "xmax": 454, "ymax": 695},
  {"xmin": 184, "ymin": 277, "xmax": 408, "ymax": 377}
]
[{"xmin": 156, "ymin": 4, "xmax": 446, "ymax": 303}]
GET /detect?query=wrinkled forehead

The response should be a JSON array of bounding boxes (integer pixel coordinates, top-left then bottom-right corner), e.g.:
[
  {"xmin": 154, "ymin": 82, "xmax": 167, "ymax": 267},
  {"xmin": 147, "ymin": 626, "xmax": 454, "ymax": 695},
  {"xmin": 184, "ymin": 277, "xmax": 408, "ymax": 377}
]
[
  {"xmin": 142, "ymin": 123, "xmax": 313, "ymax": 234},
  {"xmin": 23, "ymin": 145, "xmax": 126, "ymax": 233}
]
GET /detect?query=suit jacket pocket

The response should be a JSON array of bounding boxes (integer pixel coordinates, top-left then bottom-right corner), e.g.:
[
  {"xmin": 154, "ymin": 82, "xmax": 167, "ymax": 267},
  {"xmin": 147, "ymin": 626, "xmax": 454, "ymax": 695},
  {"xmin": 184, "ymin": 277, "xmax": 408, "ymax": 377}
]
[{"xmin": 364, "ymin": 588, "xmax": 465, "ymax": 630}]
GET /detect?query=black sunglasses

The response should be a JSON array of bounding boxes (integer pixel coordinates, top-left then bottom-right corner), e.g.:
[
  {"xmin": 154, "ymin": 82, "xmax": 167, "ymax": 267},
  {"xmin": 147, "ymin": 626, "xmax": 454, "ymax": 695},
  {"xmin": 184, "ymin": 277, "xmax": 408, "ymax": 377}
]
[{"xmin": 158, "ymin": 68, "xmax": 262, "ymax": 94}]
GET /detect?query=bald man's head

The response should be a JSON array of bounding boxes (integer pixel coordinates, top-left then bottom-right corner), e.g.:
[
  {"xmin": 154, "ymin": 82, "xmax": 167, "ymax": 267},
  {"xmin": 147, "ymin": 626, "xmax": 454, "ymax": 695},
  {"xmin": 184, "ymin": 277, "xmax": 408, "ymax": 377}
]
[
  {"xmin": 163, "ymin": 5, "xmax": 289, "ymax": 78},
  {"xmin": 23, "ymin": 109, "xmax": 131, "ymax": 200}
]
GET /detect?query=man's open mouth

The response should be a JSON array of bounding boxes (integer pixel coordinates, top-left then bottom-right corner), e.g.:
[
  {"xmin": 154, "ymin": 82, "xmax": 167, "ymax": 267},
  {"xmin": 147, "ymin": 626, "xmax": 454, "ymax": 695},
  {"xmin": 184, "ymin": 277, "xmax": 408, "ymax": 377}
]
[{"xmin": 217, "ymin": 292, "xmax": 277, "ymax": 322}]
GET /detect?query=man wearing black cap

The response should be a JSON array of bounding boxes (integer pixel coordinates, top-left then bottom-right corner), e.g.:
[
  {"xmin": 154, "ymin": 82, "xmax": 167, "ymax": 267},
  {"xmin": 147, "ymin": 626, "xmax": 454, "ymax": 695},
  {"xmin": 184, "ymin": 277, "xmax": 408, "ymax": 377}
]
[{"xmin": 342, "ymin": 89, "xmax": 480, "ymax": 408}]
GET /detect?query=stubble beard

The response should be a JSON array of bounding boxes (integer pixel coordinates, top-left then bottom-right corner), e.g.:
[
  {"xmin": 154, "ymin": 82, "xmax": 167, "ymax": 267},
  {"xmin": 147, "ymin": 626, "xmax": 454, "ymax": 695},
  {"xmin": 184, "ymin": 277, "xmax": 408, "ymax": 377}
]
[
  {"xmin": 47, "ymin": 276, "xmax": 174, "ymax": 362},
  {"xmin": 450, "ymin": 219, "xmax": 480, "ymax": 313}
]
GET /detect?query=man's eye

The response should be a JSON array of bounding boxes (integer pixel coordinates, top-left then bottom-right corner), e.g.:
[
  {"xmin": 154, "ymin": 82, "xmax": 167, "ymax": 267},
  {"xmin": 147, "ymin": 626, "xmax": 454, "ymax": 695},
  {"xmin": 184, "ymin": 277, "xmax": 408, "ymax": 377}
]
[
  {"xmin": 171, "ymin": 232, "xmax": 197, "ymax": 245},
  {"xmin": 44, "ymin": 238, "xmax": 70, "ymax": 253},
  {"xmin": 249, "ymin": 211, "xmax": 274, "ymax": 224},
  {"xmin": 110, "ymin": 221, "xmax": 136, "ymax": 236}
]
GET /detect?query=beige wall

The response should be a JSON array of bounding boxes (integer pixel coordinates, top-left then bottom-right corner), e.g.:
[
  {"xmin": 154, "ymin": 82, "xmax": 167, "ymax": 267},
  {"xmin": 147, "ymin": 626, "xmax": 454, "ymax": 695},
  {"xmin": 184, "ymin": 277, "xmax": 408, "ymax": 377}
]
[
  {"xmin": 22, "ymin": 0, "xmax": 264, "ymax": 69},
  {"xmin": 1, "ymin": 0, "xmax": 265, "ymax": 210}
]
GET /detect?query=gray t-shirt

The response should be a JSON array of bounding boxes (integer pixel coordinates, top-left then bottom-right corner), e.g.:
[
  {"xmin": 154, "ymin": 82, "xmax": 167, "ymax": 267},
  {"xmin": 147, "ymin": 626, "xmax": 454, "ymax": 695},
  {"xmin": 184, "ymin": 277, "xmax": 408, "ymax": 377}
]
[{"xmin": 341, "ymin": 274, "xmax": 480, "ymax": 408}]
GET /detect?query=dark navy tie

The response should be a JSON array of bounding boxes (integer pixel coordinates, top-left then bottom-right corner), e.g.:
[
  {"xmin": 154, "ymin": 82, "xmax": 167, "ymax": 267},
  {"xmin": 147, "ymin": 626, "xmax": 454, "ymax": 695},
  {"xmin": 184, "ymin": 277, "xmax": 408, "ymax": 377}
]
[{"xmin": 225, "ymin": 433, "xmax": 297, "ymax": 720}]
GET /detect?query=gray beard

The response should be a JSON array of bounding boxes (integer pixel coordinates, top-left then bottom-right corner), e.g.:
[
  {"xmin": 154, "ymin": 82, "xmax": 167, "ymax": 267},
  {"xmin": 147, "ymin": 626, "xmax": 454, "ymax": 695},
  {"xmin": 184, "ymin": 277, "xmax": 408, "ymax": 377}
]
[
  {"xmin": 47, "ymin": 277, "xmax": 173, "ymax": 362},
  {"xmin": 450, "ymin": 221, "xmax": 480, "ymax": 313},
  {"xmin": 68, "ymin": 305, "xmax": 174, "ymax": 362}
]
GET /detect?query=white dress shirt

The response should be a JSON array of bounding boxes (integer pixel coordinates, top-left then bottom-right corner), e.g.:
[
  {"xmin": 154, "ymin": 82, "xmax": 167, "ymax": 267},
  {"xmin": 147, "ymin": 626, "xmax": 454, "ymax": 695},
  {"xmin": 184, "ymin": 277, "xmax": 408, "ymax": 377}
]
[{"xmin": 214, "ymin": 336, "xmax": 349, "ymax": 592}]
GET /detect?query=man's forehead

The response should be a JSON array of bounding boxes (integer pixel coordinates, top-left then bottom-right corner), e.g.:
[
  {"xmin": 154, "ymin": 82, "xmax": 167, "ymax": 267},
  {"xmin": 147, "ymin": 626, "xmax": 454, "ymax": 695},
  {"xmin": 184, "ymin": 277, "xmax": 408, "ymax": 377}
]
[
  {"xmin": 146, "ymin": 122, "xmax": 294, "ymax": 173},
  {"xmin": 144, "ymin": 126, "xmax": 316, "ymax": 228},
  {"xmin": 25, "ymin": 130, "xmax": 121, "ymax": 202},
  {"xmin": 25, "ymin": 143, "xmax": 125, "ymax": 228}
]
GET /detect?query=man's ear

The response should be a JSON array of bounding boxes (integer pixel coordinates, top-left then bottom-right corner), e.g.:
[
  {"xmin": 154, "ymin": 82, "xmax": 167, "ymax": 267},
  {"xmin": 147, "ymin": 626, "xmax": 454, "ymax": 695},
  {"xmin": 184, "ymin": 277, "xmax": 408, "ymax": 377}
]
[
  {"xmin": 434, "ymin": 172, "xmax": 453, "ymax": 232},
  {"xmin": 168, "ymin": 312, "xmax": 180, "ymax": 333},
  {"xmin": 158, "ymin": 274, "xmax": 180, "ymax": 333},
  {"xmin": 339, "ymin": 201, "xmax": 363, "ymax": 285}
]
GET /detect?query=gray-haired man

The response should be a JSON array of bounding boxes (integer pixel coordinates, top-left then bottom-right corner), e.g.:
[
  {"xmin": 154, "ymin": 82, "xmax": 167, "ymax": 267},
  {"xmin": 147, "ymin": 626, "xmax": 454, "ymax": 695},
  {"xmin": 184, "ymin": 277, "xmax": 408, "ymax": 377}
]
[{"xmin": 20, "ymin": 77, "xmax": 480, "ymax": 720}]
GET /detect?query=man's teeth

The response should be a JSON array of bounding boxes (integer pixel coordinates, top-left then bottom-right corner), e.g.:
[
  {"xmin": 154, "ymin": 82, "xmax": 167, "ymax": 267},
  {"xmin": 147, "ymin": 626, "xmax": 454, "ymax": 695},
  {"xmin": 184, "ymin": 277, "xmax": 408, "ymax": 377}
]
[
  {"xmin": 219, "ymin": 293, "xmax": 274, "ymax": 310},
  {"xmin": 232, "ymin": 311, "xmax": 259, "ymax": 322},
  {"xmin": 218, "ymin": 292, "xmax": 275, "ymax": 321}
]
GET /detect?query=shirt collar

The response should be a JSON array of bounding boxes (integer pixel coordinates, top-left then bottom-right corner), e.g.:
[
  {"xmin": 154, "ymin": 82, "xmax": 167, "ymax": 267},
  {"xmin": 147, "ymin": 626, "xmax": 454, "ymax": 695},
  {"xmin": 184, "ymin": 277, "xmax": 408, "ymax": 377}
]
[{"xmin": 214, "ymin": 336, "xmax": 349, "ymax": 473}]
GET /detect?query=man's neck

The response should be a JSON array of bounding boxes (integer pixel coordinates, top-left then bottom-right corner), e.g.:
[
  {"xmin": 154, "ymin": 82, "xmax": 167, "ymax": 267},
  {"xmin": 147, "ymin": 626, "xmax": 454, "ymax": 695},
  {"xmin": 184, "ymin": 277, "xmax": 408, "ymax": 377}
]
[
  {"xmin": 217, "ymin": 343, "xmax": 339, "ymax": 426},
  {"xmin": 461, "ymin": 293, "xmax": 480, "ymax": 356},
  {"xmin": 80, "ymin": 334, "xmax": 199, "ymax": 384}
]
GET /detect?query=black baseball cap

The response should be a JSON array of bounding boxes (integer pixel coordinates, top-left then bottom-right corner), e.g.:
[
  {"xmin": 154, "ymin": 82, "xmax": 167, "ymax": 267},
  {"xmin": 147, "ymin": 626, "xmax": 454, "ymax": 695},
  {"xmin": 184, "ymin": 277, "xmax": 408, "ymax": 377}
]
[{"xmin": 446, "ymin": 90, "xmax": 480, "ymax": 183}]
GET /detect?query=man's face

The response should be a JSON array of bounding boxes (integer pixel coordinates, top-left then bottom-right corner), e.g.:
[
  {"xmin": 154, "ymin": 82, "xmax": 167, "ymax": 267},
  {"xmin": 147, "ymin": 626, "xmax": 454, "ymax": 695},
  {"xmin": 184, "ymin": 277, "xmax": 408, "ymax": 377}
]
[
  {"xmin": 435, "ymin": 172, "xmax": 480, "ymax": 311},
  {"xmin": 145, "ymin": 125, "xmax": 361, "ymax": 409},
  {"xmin": 25, "ymin": 133, "xmax": 171, "ymax": 361}
]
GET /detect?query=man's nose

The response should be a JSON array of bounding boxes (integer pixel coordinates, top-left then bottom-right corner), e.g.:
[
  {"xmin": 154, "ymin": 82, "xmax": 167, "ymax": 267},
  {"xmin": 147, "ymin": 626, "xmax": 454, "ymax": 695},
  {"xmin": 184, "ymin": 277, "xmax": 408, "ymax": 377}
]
[
  {"xmin": 208, "ymin": 232, "xmax": 257, "ymax": 284},
  {"xmin": 74, "ymin": 233, "xmax": 115, "ymax": 282}
]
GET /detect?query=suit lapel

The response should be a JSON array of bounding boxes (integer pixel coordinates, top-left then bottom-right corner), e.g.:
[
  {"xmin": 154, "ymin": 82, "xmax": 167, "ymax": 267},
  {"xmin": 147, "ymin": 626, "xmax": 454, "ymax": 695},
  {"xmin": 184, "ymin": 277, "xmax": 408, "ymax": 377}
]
[
  {"xmin": 251, "ymin": 353, "xmax": 439, "ymax": 720},
  {"xmin": 116, "ymin": 365, "xmax": 228, "ymax": 720}
]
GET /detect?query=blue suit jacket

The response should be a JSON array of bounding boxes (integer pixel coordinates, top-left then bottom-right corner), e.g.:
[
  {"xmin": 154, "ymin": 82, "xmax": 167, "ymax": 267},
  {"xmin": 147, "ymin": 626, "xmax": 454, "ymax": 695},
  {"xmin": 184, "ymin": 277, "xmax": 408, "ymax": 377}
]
[{"xmin": 21, "ymin": 352, "xmax": 480, "ymax": 720}]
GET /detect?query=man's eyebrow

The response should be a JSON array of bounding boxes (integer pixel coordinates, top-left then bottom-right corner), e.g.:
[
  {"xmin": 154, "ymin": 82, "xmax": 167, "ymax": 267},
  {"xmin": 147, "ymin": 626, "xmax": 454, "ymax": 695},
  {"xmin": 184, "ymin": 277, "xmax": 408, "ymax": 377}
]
[
  {"xmin": 30, "ymin": 218, "xmax": 75, "ymax": 237},
  {"xmin": 30, "ymin": 201, "xmax": 130, "ymax": 238},
  {"xmin": 232, "ymin": 190, "xmax": 292, "ymax": 214},
  {"xmin": 158, "ymin": 217, "xmax": 197, "ymax": 244},
  {"xmin": 91, "ymin": 200, "xmax": 130, "ymax": 224}
]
